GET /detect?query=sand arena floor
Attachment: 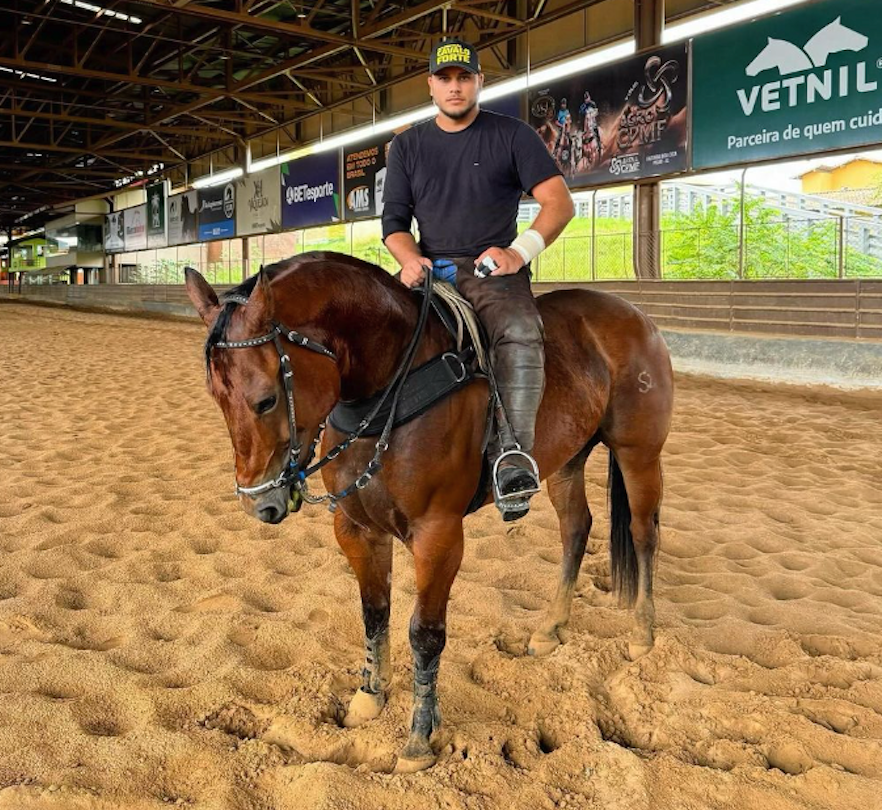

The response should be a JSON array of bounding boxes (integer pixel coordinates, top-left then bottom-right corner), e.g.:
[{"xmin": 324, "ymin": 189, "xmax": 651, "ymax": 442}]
[{"xmin": 0, "ymin": 301, "xmax": 881, "ymax": 810}]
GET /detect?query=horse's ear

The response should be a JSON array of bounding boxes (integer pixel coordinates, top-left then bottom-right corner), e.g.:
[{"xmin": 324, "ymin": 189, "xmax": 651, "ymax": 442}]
[
  {"xmin": 241, "ymin": 270, "xmax": 274, "ymax": 333},
  {"xmin": 184, "ymin": 267, "xmax": 221, "ymax": 327}
]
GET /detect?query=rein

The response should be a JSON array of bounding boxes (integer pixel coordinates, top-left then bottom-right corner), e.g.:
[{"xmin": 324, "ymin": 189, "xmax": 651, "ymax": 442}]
[{"xmin": 212, "ymin": 269, "xmax": 434, "ymax": 511}]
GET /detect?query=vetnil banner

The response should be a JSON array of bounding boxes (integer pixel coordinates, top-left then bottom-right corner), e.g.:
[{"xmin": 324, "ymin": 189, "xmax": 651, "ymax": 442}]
[{"xmin": 692, "ymin": 0, "xmax": 882, "ymax": 169}]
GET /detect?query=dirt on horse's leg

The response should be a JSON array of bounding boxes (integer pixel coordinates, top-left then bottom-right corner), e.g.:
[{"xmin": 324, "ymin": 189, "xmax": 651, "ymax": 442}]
[
  {"xmin": 529, "ymin": 451, "xmax": 592, "ymax": 657},
  {"xmin": 334, "ymin": 512, "xmax": 393, "ymax": 728},
  {"xmin": 617, "ymin": 449, "xmax": 663, "ymax": 661},
  {"xmin": 395, "ymin": 518, "xmax": 464, "ymax": 774}
]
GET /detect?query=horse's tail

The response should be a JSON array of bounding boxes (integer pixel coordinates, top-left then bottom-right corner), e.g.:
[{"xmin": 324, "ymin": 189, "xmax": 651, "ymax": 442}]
[{"xmin": 608, "ymin": 452, "xmax": 638, "ymax": 607}]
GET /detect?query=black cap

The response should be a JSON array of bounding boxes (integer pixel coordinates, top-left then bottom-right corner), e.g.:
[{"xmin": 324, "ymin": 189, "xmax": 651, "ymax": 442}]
[{"xmin": 429, "ymin": 38, "xmax": 480, "ymax": 74}]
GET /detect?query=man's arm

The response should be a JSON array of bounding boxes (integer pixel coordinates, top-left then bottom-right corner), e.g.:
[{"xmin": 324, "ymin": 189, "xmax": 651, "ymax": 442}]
[
  {"xmin": 383, "ymin": 228, "xmax": 430, "ymax": 288},
  {"xmin": 380, "ymin": 137, "xmax": 430, "ymax": 288},
  {"xmin": 477, "ymin": 174, "xmax": 574, "ymax": 276}
]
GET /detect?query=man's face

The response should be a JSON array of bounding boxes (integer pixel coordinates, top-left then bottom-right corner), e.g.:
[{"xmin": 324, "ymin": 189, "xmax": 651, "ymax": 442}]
[{"xmin": 428, "ymin": 67, "xmax": 483, "ymax": 120}]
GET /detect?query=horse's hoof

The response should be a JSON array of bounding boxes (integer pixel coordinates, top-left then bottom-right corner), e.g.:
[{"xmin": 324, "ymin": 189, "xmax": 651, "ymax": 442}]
[
  {"xmin": 394, "ymin": 750, "xmax": 436, "ymax": 774},
  {"xmin": 343, "ymin": 688, "xmax": 385, "ymax": 728},
  {"xmin": 627, "ymin": 641, "xmax": 653, "ymax": 661},
  {"xmin": 527, "ymin": 631, "xmax": 560, "ymax": 657}
]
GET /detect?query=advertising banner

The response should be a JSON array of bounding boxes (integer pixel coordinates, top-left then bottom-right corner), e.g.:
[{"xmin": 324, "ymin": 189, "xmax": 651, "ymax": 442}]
[
  {"xmin": 198, "ymin": 183, "xmax": 237, "ymax": 241},
  {"xmin": 124, "ymin": 204, "xmax": 148, "ymax": 251},
  {"xmin": 692, "ymin": 0, "xmax": 882, "ymax": 169},
  {"xmin": 146, "ymin": 182, "xmax": 167, "ymax": 249},
  {"xmin": 236, "ymin": 166, "xmax": 282, "ymax": 236},
  {"xmin": 105, "ymin": 212, "xmax": 125, "ymax": 253},
  {"xmin": 343, "ymin": 134, "xmax": 394, "ymax": 220},
  {"xmin": 281, "ymin": 152, "xmax": 340, "ymax": 229},
  {"xmin": 168, "ymin": 191, "xmax": 199, "ymax": 246},
  {"xmin": 528, "ymin": 43, "xmax": 688, "ymax": 187}
]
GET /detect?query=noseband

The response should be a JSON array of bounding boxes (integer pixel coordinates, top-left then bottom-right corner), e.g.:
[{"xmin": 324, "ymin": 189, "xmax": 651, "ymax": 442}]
[{"xmin": 211, "ymin": 270, "xmax": 433, "ymax": 511}]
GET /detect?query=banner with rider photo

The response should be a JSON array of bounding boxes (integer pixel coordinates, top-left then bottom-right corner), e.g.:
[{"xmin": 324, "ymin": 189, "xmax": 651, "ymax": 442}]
[
  {"xmin": 105, "ymin": 211, "xmax": 125, "ymax": 253},
  {"xmin": 528, "ymin": 43, "xmax": 688, "ymax": 188},
  {"xmin": 146, "ymin": 181, "xmax": 167, "ymax": 249},
  {"xmin": 167, "ymin": 190, "xmax": 199, "ymax": 246},
  {"xmin": 281, "ymin": 151, "xmax": 340, "ymax": 230},
  {"xmin": 692, "ymin": 0, "xmax": 882, "ymax": 169}
]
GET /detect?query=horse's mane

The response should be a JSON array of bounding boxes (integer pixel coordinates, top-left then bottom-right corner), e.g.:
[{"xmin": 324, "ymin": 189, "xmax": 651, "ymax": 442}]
[{"xmin": 203, "ymin": 251, "xmax": 405, "ymax": 372}]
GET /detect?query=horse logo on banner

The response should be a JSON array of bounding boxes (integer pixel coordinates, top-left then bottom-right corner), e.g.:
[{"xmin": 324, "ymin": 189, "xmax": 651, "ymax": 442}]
[{"xmin": 746, "ymin": 17, "xmax": 868, "ymax": 77}]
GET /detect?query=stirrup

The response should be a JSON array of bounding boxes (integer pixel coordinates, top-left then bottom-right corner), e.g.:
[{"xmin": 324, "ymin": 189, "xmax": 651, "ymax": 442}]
[{"xmin": 492, "ymin": 450, "xmax": 540, "ymax": 522}]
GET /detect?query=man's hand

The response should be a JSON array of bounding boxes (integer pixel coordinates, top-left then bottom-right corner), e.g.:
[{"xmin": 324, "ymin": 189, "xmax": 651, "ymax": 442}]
[
  {"xmin": 475, "ymin": 247, "xmax": 524, "ymax": 277},
  {"xmin": 400, "ymin": 256, "xmax": 431, "ymax": 288}
]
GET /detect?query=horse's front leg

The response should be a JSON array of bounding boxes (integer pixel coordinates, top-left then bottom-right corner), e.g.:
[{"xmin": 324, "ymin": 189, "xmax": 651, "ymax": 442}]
[
  {"xmin": 396, "ymin": 517, "xmax": 464, "ymax": 773},
  {"xmin": 334, "ymin": 511, "xmax": 393, "ymax": 728}
]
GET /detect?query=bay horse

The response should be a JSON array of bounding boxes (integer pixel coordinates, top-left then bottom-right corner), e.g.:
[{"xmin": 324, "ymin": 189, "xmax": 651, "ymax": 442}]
[{"xmin": 184, "ymin": 252, "xmax": 673, "ymax": 772}]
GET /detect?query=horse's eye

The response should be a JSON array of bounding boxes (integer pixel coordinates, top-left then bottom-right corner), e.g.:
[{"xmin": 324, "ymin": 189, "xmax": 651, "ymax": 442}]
[{"xmin": 255, "ymin": 395, "xmax": 277, "ymax": 415}]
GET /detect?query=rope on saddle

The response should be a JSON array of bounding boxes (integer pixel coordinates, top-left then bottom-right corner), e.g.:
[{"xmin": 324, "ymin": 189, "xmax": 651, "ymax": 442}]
[{"xmin": 432, "ymin": 281, "xmax": 489, "ymax": 374}]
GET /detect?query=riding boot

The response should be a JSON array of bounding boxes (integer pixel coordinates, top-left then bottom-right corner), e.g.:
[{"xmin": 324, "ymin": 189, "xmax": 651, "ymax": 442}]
[{"xmin": 455, "ymin": 261, "xmax": 545, "ymax": 521}]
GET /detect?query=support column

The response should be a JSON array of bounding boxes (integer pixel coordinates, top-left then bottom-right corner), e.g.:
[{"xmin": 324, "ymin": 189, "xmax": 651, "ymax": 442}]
[
  {"xmin": 6, "ymin": 227, "xmax": 12, "ymax": 292},
  {"xmin": 632, "ymin": 0, "xmax": 663, "ymax": 279},
  {"xmin": 242, "ymin": 236, "xmax": 250, "ymax": 281}
]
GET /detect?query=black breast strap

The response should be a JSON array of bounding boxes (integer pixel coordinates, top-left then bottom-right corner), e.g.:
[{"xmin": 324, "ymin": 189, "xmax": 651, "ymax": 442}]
[{"xmin": 328, "ymin": 347, "xmax": 477, "ymax": 436}]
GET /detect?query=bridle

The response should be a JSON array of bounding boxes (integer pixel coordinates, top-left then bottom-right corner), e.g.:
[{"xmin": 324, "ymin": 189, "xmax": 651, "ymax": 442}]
[
  {"xmin": 212, "ymin": 304, "xmax": 336, "ymax": 498},
  {"xmin": 210, "ymin": 270, "xmax": 434, "ymax": 512}
]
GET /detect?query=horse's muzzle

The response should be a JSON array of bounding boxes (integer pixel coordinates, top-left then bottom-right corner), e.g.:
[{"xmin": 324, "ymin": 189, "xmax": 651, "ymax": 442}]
[{"xmin": 251, "ymin": 485, "xmax": 291, "ymax": 524}]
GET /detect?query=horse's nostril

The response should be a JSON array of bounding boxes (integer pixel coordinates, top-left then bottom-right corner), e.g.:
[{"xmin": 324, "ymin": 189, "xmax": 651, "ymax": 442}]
[{"xmin": 256, "ymin": 504, "xmax": 285, "ymax": 524}]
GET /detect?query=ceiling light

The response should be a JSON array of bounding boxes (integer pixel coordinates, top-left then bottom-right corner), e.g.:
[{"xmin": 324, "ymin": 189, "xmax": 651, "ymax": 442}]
[
  {"xmin": 192, "ymin": 167, "xmax": 244, "ymax": 188},
  {"xmin": 0, "ymin": 65, "xmax": 57, "ymax": 83},
  {"xmin": 59, "ymin": 0, "xmax": 143, "ymax": 25}
]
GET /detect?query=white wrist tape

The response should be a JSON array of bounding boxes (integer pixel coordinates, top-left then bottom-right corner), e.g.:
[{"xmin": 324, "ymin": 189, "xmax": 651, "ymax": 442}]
[{"xmin": 509, "ymin": 229, "xmax": 546, "ymax": 266}]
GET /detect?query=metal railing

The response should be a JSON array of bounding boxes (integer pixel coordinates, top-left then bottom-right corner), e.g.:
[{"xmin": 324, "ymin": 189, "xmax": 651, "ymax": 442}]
[{"xmin": 531, "ymin": 216, "xmax": 882, "ymax": 282}]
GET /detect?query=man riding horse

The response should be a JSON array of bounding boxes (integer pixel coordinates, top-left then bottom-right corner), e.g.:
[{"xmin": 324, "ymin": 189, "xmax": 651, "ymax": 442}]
[{"xmin": 381, "ymin": 37, "xmax": 575, "ymax": 520}]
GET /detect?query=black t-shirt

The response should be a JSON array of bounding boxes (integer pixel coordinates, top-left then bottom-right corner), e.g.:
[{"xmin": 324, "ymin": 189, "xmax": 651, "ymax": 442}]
[{"xmin": 381, "ymin": 109, "xmax": 561, "ymax": 259}]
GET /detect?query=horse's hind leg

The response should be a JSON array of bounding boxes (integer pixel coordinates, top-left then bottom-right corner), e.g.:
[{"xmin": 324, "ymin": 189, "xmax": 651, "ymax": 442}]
[
  {"xmin": 334, "ymin": 511, "xmax": 393, "ymax": 728},
  {"xmin": 528, "ymin": 446, "xmax": 593, "ymax": 657},
  {"xmin": 610, "ymin": 447, "xmax": 663, "ymax": 661}
]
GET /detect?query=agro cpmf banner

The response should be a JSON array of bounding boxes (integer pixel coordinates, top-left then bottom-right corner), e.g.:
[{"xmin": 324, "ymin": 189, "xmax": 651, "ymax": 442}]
[
  {"xmin": 528, "ymin": 43, "xmax": 688, "ymax": 187},
  {"xmin": 281, "ymin": 151, "xmax": 340, "ymax": 230},
  {"xmin": 692, "ymin": 0, "xmax": 882, "ymax": 169}
]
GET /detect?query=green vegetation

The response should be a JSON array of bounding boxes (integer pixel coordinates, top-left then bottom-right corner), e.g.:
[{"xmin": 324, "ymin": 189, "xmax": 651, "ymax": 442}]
[{"xmin": 535, "ymin": 196, "xmax": 882, "ymax": 281}]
